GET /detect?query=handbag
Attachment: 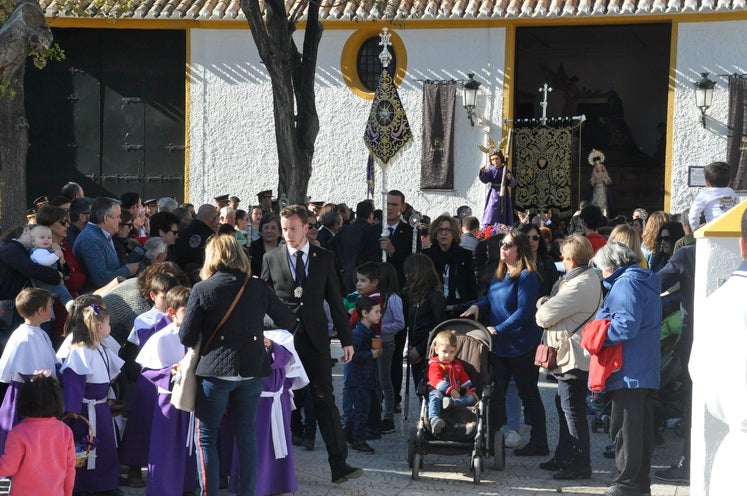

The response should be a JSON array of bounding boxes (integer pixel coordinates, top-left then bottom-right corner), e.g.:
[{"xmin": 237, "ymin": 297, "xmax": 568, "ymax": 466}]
[
  {"xmin": 171, "ymin": 275, "xmax": 250, "ymax": 412},
  {"xmin": 534, "ymin": 343, "xmax": 558, "ymax": 369}
]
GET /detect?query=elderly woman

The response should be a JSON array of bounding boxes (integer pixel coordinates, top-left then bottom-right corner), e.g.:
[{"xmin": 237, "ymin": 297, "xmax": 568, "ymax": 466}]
[
  {"xmin": 422, "ymin": 214, "xmax": 476, "ymax": 316},
  {"xmin": 250, "ymin": 214, "xmax": 282, "ymax": 276},
  {"xmin": 589, "ymin": 242, "xmax": 661, "ymax": 496},
  {"xmin": 179, "ymin": 234, "xmax": 295, "ymax": 496},
  {"xmin": 462, "ymin": 231, "xmax": 548, "ymax": 456},
  {"xmin": 535, "ymin": 235, "xmax": 602, "ymax": 480}
]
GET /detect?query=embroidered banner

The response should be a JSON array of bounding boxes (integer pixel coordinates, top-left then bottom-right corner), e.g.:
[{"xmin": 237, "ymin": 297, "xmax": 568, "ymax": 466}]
[
  {"xmin": 420, "ymin": 81, "xmax": 456, "ymax": 189},
  {"xmin": 363, "ymin": 70, "xmax": 412, "ymax": 166},
  {"xmin": 726, "ymin": 75, "xmax": 747, "ymax": 190},
  {"xmin": 513, "ymin": 126, "xmax": 573, "ymax": 217}
]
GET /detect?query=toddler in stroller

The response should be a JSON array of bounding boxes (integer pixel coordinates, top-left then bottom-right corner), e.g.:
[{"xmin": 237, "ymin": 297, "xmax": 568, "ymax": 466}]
[
  {"xmin": 408, "ymin": 319, "xmax": 505, "ymax": 484},
  {"xmin": 427, "ymin": 330, "xmax": 478, "ymax": 435}
]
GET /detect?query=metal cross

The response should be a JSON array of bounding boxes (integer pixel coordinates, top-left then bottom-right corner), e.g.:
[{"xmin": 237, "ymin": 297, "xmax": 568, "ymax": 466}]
[
  {"xmin": 379, "ymin": 27, "xmax": 392, "ymax": 69},
  {"xmin": 538, "ymin": 83, "xmax": 553, "ymax": 126}
]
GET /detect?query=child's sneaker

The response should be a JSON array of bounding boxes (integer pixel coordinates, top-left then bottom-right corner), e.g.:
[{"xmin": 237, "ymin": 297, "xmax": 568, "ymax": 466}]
[
  {"xmin": 442, "ymin": 396, "xmax": 454, "ymax": 411},
  {"xmin": 504, "ymin": 429, "xmax": 522, "ymax": 448},
  {"xmin": 351, "ymin": 440, "xmax": 375, "ymax": 454},
  {"xmin": 381, "ymin": 419, "xmax": 395, "ymax": 433},
  {"xmin": 430, "ymin": 417, "xmax": 446, "ymax": 436}
]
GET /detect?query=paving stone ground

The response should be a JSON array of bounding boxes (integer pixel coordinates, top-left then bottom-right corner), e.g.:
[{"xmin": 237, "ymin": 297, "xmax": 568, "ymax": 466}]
[{"xmin": 63, "ymin": 340, "xmax": 688, "ymax": 496}]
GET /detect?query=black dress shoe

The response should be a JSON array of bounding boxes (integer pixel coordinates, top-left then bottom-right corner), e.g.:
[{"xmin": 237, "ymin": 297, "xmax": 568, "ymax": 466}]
[
  {"xmin": 514, "ymin": 444, "xmax": 549, "ymax": 456},
  {"xmin": 292, "ymin": 433, "xmax": 304, "ymax": 446},
  {"xmin": 539, "ymin": 456, "xmax": 563, "ymax": 471},
  {"xmin": 553, "ymin": 466, "xmax": 591, "ymax": 480},
  {"xmin": 331, "ymin": 463, "xmax": 364, "ymax": 483},
  {"xmin": 302, "ymin": 438, "xmax": 315, "ymax": 451}
]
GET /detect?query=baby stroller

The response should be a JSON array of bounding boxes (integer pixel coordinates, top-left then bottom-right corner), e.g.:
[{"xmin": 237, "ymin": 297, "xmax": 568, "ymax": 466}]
[{"xmin": 407, "ymin": 319, "xmax": 505, "ymax": 484}]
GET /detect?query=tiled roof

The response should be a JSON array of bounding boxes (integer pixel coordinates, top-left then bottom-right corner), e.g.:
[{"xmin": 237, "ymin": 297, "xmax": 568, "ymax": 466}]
[{"xmin": 41, "ymin": 0, "xmax": 746, "ymax": 21}]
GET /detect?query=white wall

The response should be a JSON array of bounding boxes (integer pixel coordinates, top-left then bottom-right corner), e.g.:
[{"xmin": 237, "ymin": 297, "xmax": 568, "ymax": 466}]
[
  {"xmin": 691, "ymin": 234, "xmax": 743, "ymax": 495},
  {"xmin": 188, "ymin": 27, "xmax": 505, "ymax": 216},
  {"xmin": 671, "ymin": 21, "xmax": 747, "ymax": 214}
]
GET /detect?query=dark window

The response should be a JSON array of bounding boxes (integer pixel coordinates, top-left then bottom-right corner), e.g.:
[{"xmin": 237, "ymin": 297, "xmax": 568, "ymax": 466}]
[{"xmin": 356, "ymin": 37, "xmax": 397, "ymax": 92}]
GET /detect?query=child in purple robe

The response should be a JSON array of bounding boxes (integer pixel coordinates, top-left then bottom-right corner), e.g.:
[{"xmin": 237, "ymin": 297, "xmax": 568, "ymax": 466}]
[
  {"xmin": 0, "ymin": 289, "xmax": 59, "ymax": 455},
  {"xmin": 229, "ymin": 328, "xmax": 309, "ymax": 495},
  {"xmin": 136, "ymin": 286, "xmax": 197, "ymax": 496},
  {"xmin": 60, "ymin": 303, "xmax": 124, "ymax": 494},
  {"xmin": 119, "ymin": 272, "xmax": 180, "ymax": 487}
]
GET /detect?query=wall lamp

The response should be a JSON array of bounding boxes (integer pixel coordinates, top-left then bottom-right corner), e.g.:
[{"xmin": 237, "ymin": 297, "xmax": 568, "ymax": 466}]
[
  {"xmin": 694, "ymin": 72, "xmax": 715, "ymax": 128},
  {"xmin": 461, "ymin": 73, "xmax": 481, "ymax": 126}
]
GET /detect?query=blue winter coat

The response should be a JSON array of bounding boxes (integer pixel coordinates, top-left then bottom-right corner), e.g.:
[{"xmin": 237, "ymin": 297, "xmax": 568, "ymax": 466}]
[{"xmin": 597, "ymin": 264, "xmax": 661, "ymax": 391}]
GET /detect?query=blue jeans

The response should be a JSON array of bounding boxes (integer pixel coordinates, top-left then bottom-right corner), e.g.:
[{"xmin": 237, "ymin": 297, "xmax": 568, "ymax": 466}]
[
  {"xmin": 195, "ymin": 377, "xmax": 262, "ymax": 496},
  {"xmin": 427, "ymin": 389, "xmax": 476, "ymax": 420},
  {"xmin": 554, "ymin": 375, "xmax": 590, "ymax": 468}
]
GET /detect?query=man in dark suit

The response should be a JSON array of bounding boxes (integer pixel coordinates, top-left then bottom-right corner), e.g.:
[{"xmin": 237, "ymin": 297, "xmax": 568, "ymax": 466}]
[
  {"xmin": 316, "ymin": 208, "xmax": 342, "ymax": 249},
  {"xmin": 261, "ymin": 205, "xmax": 363, "ymax": 484},
  {"xmin": 330, "ymin": 201, "xmax": 380, "ymax": 294},
  {"xmin": 378, "ymin": 190, "xmax": 416, "ymax": 412}
]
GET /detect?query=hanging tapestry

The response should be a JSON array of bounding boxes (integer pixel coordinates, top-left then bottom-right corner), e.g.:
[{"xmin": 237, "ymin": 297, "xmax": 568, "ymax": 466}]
[
  {"xmin": 420, "ymin": 81, "xmax": 456, "ymax": 189},
  {"xmin": 364, "ymin": 70, "xmax": 413, "ymax": 165},
  {"xmin": 513, "ymin": 126, "xmax": 573, "ymax": 217},
  {"xmin": 726, "ymin": 75, "xmax": 747, "ymax": 190}
]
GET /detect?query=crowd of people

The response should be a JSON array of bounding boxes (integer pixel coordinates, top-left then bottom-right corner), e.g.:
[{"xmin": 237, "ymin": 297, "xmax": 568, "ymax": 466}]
[{"xmin": 0, "ymin": 157, "xmax": 741, "ymax": 496}]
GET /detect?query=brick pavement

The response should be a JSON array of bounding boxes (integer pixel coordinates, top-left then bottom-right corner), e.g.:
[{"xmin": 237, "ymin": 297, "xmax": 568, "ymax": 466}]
[{"xmin": 109, "ymin": 340, "xmax": 690, "ymax": 496}]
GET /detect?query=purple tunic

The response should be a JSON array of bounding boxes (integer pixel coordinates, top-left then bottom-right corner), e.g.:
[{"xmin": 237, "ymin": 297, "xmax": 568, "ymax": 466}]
[
  {"xmin": 62, "ymin": 374, "xmax": 119, "ymax": 493},
  {"xmin": 119, "ymin": 315, "xmax": 170, "ymax": 467},
  {"xmin": 0, "ymin": 380, "xmax": 23, "ymax": 454},
  {"xmin": 142, "ymin": 368, "xmax": 197, "ymax": 496},
  {"xmin": 229, "ymin": 345, "xmax": 296, "ymax": 495},
  {"xmin": 479, "ymin": 165, "xmax": 517, "ymax": 227}
]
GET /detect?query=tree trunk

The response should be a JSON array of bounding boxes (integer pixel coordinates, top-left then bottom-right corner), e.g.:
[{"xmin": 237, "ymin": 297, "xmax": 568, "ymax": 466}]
[
  {"xmin": 240, "ymin": 0, "xmax": 321, "ymax": 207},
  {"xmin": 0, "ymin": 0, "xmax": 52, "ymax": 226}
]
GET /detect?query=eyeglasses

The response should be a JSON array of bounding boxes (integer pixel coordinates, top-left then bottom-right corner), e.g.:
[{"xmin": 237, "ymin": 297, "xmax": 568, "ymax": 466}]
[
  {"xmin": 501, "ymin": 241, "xmax": 515, "ymax": 248},
  {"xmin": 528, "ymin": 234, "xmax": 540, "ymax": 241},
  {"xmin": 436, "ymin": 227, "xmax": 452, "ymax": 234},
  {"xmin": 169, "ymin": 230, "xmax": 179, "ymax": 235}
]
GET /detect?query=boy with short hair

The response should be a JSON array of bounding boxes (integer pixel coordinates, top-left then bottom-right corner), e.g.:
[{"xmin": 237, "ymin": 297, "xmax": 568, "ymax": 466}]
[
  {"xmin": 136, "ymin": 286, "xmax": 197, "ymax": 496},
  {"xmin": 120, "ymin": 271, "xmax": 181, "ymax": 486},
  {"xmin": 343, "ymin": 297, "xmax": 382, "ymax": 453},
  {"xmin": 427, "ymin": 330, "xmax": 477, "ymax": 436},
  {"xmin": 688, "ymin": 161, "xmax": 740, "ymax": 231},
  {"xmin": 0, "ymin": 288, "xmax": 59, "ymax": 454}
]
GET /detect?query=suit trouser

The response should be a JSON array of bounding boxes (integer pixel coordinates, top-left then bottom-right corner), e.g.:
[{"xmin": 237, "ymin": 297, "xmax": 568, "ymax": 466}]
[
  {"xmin": 608, "ymin": 388, "xmax": 655, "ymax": 494},
  {"xmin": 295, "ymin": 330, "xmax": 348, "ymax": 470}
]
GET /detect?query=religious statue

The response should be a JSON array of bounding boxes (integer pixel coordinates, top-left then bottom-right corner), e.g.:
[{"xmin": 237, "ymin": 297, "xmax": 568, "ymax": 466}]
[
  {"xmin": 588, "ymin": 149, "xmax": 613, "ymax": 217},
  {"xmin": 478, "ymin": 136, "xmax": 517, "ymax": 227}
]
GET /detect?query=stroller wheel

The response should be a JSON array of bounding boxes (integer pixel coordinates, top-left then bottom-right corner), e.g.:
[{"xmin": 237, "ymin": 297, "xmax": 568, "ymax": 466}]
[
  {"xmin": 492, "ymin": 430, "xmax": 505, "ymax": 471},
  {"xmin": 411, "ymin": 453, "xmax": 422, "ymax": 480},
  {"xmin": 472, "ymin": 455, "xmax": 482, "ymax": 484}
]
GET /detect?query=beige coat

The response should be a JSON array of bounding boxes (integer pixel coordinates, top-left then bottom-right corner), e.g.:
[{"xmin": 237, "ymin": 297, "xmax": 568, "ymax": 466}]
[{"xmin": 535, "ymin": 267, "xmax": 602, "ymax": 374}]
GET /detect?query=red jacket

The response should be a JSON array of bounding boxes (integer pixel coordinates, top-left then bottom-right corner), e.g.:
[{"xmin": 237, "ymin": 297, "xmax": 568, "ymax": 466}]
[
  {"xmin": 427, "ymin": 357, "xmax": 474, "ymax": 395},
  {"xmin": 581, "ymin": 319, "xmax": 623, "ymax": 392},
  {"xmin": 348, "ymin": 291, "xmax": 383, "ymax": 334}
]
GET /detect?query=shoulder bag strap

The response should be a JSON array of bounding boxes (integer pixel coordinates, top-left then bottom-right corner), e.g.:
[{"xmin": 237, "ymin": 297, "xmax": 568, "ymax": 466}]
[
  {"xmin": 201, "ymin": 274, "xmax": 251, "ymax": 356},
  {"xmin": 569, "ymin": 289, "xmax": 603, "ymax": 336}
]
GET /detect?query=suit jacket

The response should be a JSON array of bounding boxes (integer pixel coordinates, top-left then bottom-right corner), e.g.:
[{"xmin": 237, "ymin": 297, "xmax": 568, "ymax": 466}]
[
  {"xmin": 73, "ymin": 223, "xmax": 131, "ymax": 292},
  {"xmin": 316, "ymin": 226, "xmax": 335, "ymax": 248},
  {"xmin": 330, "ymin": 220, "xmax": 380, "ymax": 294},
  {"xmin": 384, "ymin": 220, "xmax": 416, "ymax": 288},
  {"xmin": 261, "ymin": 244, "xmax": 352, "ymax": 353}
]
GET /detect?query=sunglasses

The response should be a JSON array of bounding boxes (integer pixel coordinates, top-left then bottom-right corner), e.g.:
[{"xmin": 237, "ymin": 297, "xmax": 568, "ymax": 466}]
[
  {"xmin": 528, "ymin": 234, "xmax": 540, "ymax": 241},
  {"xmin": 308, "ymin": 223, "xmax": 320, "ymax": 229},
  {"xmin": 501, "ymin": 241, "xmax": 516, "ymax": 248},
  {"xmin": 169, "ymin": 230, "xmax": 179, "ymax": 234},
  {"xmin": 57, "ymin": 219, "xmax": 69, "ymax": 226}
]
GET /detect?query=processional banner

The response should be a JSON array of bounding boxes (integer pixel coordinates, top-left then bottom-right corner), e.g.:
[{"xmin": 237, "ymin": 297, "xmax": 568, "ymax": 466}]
[
  {"xmin": 364, "ymin": 70, "xmax": 413, "ymax": 166},
  {"xmin": 513, "ymin": 126, "xmax": 573, "ymax": 217},
  {"xmin": 726, "ymin": 75, "xmax": 747, "ymax": 190},
  {"xmin": 420, "ymin": 81, "xmax": 456, "ymax": 189}
]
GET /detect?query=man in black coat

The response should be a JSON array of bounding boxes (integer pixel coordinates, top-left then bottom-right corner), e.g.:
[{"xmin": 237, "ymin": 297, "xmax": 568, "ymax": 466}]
[
  {"xmin": 330, "ymin": 200, "xmax": 380, "ymax": 294},
  {"xmin": 0, "ymin": 226, "xmax": 61, "ymax": 337},
  {"xmin": 261, "ymin": 205, "xmax": 363, "ymax": 484},
  {"xmin": 173, "ymin": 204, "xmax": 219, "ymax": 278}
]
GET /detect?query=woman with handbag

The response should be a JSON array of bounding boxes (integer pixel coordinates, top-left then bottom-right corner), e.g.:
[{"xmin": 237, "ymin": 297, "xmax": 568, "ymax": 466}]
[
  {"xmin": 535, "ymin": 235, "xmax": 602, "ymax": 480},
  {"xmin": 178, "ymin": 234, "xmax": 295, "ymax": 496},
  {"xmin": 461, "ymin": 231, "xmax": 548, "ymax": 456}
]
